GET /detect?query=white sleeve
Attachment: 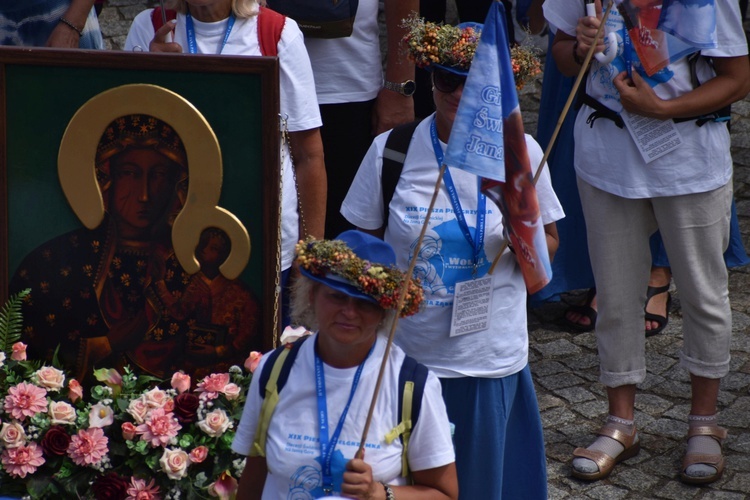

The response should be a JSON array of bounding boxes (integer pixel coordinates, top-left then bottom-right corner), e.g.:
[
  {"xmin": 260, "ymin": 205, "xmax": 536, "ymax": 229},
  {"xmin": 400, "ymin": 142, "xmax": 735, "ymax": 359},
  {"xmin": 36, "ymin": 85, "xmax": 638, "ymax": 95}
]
[
  {"xmin": 230, "ymin": 355, "xmax": 271, "ymax": 456},
  {"xmin": 277, "ymin": 19, "xmax": 322, "ymax": 132},
  {"xmin": 124, "ymin": 10, "xmax": 157, "ymax": 52},
  {"xmin": 543, "ymin": 0, "xmax": 581, "ymax": 38},
  {"xmin": 526, "ymin": 135, "xmax": 565, "ymax": 225},
  {"xmin": 703, "ymin": 1, "xmax": 748, "ymax": 58},
  {"xmin": 340, "ymin": 132, "xmax": 390, "ymax": 230},
  {"xmin": 405, "ymin": 371, "xmax": 456, "ymax": 471}
]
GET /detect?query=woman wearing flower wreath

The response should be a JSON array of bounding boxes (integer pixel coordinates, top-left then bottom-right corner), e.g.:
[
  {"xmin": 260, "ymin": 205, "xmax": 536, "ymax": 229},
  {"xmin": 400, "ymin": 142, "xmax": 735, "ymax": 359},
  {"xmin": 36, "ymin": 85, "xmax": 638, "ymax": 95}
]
[
  {"xmin": 544, "ymin": 0, "xmax": 750, "ymax": 484},
  {"xmin": 341, "ymin": 18, "xmax": 564, "ymax": 499},
  {"xmin": 125, "ymin": 0, "xmax": 327, "ymax": 325},
  {"xmin": 232, "ymin": 230, "xmax": 458, "ymax": 500}
]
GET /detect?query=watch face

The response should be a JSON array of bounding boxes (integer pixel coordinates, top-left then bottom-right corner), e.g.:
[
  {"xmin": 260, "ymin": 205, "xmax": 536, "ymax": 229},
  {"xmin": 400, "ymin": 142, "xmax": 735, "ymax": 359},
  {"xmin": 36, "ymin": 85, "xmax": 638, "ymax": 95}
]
[{"xmin": 402, "ymin": 80, "xmax": 416, "ymax": 96}]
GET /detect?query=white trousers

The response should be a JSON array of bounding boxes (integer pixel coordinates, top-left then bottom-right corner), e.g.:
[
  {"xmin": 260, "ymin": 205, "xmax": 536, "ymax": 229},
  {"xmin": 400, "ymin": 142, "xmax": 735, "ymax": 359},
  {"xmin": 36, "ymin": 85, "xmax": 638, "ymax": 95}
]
[{"xmin": 577, "ymin": 178, "xmax": 732, "ymax": 387}]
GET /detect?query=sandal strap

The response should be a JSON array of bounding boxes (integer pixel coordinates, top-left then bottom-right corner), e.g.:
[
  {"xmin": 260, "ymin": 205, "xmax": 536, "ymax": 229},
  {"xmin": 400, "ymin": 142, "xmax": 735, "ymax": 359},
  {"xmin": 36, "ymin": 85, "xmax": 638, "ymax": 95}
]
[
  {"xmin": 597, "ymin": 422, "xmax": 638, "ymax": 448},
  {"xmin": 573, "ymin": 447, "xmax": 616, "ymax": 471},
  {"xmin": 682, "ymin": 452, "xmax": 724, "ymax": 469},
  {"xmin": 646, "ymin": 284, "xmax": 670, "ymax": 299},
  {"xmin": 687, "ymin": 424, "xmax": 727, "ymax": 442}
]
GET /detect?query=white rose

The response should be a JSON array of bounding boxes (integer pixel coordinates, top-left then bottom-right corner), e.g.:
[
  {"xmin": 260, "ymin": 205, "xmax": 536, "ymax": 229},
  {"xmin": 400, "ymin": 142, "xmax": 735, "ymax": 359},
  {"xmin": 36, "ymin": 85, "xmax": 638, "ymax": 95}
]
[
  {"xmin": 34, "ymin": 366, "xmax": 65, "ymax": 391},
  {"xmin": 197, "ymin": 408, "xmax": 231, "ymax": 437},
  {"xmin": 48, "ymin": 401, "xmax": 77, "ymax": 425},
  {"xmin": 127, "ymin": 397, "xmax": 150, "ymax": 424},
  {"xmin": 0, "ymin": 422, "xmax": 27, "ymax": 448},
  {"xmin": 159, "ymin": 448, "xmax": 190, "ymax": 480},
  {"xmin": 0, "ymin": 351, "xmax": 6, "ymax": 368}
]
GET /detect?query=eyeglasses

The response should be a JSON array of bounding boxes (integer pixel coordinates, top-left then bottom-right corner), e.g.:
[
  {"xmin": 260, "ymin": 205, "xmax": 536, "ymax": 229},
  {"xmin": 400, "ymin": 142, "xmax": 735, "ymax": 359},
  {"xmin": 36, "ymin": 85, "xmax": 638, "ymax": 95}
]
[{"xmin": 433, "ymin": 69, "xmax": 467, "ymax": 94}]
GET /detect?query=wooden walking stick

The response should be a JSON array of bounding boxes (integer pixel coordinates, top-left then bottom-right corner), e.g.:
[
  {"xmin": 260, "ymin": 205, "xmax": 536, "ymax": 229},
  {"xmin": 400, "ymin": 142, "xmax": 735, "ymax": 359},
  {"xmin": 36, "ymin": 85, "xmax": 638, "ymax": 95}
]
[
  {"xmin": 488, "ymin": 0, "xmax": 615, "ymax": 275},
  {"xmin": 356, "ymin": 164, "xmax": 447, "ymax": 459}
]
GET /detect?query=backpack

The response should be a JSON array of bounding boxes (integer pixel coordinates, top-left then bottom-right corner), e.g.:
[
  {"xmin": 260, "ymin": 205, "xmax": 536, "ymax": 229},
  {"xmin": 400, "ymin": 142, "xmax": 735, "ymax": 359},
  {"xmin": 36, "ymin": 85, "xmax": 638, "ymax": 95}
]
[
  {"xmin": 249, "ymin": 335, "xmax": 429, "ymax": 478},
  {"xmin": 151, "ymin": 6, "xmax": 285, "ymax": 56},
  {"xmin": 265, "ymin": 0, "xmax": 358, "ymax": 39}
]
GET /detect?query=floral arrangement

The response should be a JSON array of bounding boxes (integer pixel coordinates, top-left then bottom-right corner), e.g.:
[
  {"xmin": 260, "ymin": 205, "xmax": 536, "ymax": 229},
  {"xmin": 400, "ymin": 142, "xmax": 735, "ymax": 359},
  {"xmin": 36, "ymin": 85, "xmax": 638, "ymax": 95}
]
[
  {"xmin": 0, "ymin": 289, "xmax": 263, "ymax": 500},
  {"xmin": 401, "ymin": 13, "xmax": 541, "ymax": 90},
  {"xmin": 295, "ymin": 238, "xmax": 424, "ymax": 317}
]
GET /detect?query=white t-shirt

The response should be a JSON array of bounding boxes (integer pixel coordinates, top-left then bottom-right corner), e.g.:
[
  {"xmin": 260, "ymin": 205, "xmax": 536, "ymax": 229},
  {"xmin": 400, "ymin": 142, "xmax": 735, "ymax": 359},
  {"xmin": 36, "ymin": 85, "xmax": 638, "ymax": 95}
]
[
  {"xmin": 231, "ymin": 334, "xmax": 455, "ymax": 499},
  {"xmin": 341, "ymin": 115, "xmax": 565, "ymax": 378},
  {"xmin": 125, "ymin": 8, "xmax": 322, "ymax": 270},
  {"xmin": 543, "ymin": 0, "xmax": 747, "ymax": 199},
  {"xmin": 302, "ymin": 0, "xmax": 382, "ymax": 104}
]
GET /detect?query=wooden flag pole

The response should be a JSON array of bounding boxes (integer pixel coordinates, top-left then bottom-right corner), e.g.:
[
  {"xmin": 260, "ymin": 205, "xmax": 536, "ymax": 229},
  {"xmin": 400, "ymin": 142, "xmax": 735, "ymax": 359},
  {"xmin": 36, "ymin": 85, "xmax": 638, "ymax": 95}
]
[
  {"xmin": 356, "ymin": 164, "xmax": 447, "ymax": 459},
  {"xmin": 488, "ymin": 0, "xmax": 615, "ymax": 275}
]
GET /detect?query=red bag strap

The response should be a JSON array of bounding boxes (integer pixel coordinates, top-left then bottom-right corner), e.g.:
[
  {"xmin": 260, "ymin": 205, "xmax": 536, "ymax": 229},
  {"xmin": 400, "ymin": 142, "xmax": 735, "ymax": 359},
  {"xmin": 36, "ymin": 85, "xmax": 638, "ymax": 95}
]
[
  {"xmin": 257, "ymin": 6, "xmax": 285, "ymax": 57},
  {"xmin": 151, "ymin": 7, "xmax": 177, "ymax": 32}
]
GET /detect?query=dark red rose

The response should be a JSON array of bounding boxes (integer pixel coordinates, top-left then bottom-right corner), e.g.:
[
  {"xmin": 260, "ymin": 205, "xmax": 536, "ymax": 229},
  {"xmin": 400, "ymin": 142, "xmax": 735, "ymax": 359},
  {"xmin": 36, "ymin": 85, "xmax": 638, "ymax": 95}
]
[
  {"xmin": 173, "ymin": 392, "xmax": 200, "ymax": 423},
  {"xmin": 92, "ymin": 472, "xmax": 129, "ymax": 500},
  {"xmin": 41, "ymin": 426, "xmax": 71, "ymax": 456}
]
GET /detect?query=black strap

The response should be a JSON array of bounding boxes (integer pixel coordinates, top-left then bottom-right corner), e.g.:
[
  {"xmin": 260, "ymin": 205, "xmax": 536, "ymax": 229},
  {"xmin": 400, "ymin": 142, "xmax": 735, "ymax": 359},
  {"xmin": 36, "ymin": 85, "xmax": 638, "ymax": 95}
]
[
  {"xmin": 258, "ymin": 336, "xmax": 309, "ymax": 399},
  {"xmin": 382, "ymin": 120, "xmax": 422, "ymax": 229},
  {"xmin": 397, "ymin": 355, "xmax": 428, "ymax": 433}
]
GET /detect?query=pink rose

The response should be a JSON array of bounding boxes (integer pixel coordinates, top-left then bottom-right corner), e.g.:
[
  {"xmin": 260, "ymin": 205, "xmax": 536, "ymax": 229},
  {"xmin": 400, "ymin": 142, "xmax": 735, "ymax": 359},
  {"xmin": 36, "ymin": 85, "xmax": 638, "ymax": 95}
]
[
  {"xmin": 68, "ymin": 379, "xmax": 83, "ymax": 403},
  {"xmin": 197, "ymin": 409, "xmax": 231, "ymax": 437},
  {"xmin": 10, "ymin": 342, "xmax": 27, "ymax": 361},
  {"xmin": 49, "ymin": 401, "xmax": 77, "ymax": 425},
  {"xmin": 121, "ymin": 422, "xmax": 137, "ymax": 441},
  {"xmin": 0, "ymin": 422, "xmax": 27, "ymax": 448},
  {"xmin": 34, "ymin": 366, "xmax": 65, "ymax": 392},
  {"xmin": 159, "ymin": 448, "xmax": 190, "ymax": 480},
  {"xmin": 143, "ymin": 388, "xmax": 171, "ymax": 410},
  {"xmin": 171, "ymin": 372, "xmax": 191, "ymax": 394},
  {"xmin": 196, "ymin": 373, "xmax": 230, "ymax": 400},
  {"xmin": 244, "ymin": 351, "xmax": 263, "ymax": 373},
  {"xmin": 223, "ymin": 383, "xmax": 241, "ymax": 401},
  {"xmin": 189, "ymin": 445, "xmax": 209, "ymax": 464},
  {"xmin": 127, "ymin": 397, "xmax": 150, "ymax": 424}
]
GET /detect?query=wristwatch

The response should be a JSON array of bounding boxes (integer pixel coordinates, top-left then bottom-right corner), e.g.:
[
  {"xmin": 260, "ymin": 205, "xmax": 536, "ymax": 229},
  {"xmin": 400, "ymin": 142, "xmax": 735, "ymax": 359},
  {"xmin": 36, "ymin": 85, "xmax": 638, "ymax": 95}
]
[{"xmin": 383, "ymin": 79, "xmax": 416, "ymax": 97}]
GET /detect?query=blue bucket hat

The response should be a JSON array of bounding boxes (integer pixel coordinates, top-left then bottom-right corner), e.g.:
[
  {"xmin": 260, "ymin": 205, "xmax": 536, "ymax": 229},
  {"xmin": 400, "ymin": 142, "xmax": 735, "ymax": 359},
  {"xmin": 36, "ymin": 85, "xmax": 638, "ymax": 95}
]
[{"xmin": 295, "ymin": 231, "xmax": 424, "ymax": 317}]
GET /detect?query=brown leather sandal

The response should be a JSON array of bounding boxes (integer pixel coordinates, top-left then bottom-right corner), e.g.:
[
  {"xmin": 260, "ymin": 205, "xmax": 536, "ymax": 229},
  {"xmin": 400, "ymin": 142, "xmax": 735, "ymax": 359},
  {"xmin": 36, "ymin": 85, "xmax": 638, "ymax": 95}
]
[
  {"xmin": 572, "ymin": 423, "xmax": 640, "ymax": 481},
  {"xmin": 680, "ymin": 424, "xmax": 727, "ymax": 485}
]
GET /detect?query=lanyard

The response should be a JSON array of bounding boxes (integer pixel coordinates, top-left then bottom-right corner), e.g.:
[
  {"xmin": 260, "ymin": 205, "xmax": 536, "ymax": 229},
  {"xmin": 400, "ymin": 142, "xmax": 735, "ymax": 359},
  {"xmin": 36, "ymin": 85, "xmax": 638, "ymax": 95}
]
[
  {"xmin": 314, "ymin": 338, "xmax": 374, "ymax": 494},
  {"xmin": 430, "ymin": 118, "xmax": 486, "ymax": 275},
  {"xmin": 185, "ymin": 11, "xmax": 235, "ymax": 54}
]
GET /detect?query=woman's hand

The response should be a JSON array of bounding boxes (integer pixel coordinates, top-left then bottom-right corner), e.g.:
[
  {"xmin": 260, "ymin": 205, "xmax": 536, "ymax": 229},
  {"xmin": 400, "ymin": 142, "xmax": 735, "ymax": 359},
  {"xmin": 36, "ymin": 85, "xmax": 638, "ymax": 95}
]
[
  {"xmin": 613, "ymin": 70, "xmax": 665, "ymax": 118},
  {"xmin": 341, "ymin": 458, "xmax": 384, "ymax": 500},
  {"xmin": 150, "ymin": 20, "xmax": 182, "ymax": 52},
  {"xmin": 575, "ymin": 0, "xmax": 605, "ymax": 59}
]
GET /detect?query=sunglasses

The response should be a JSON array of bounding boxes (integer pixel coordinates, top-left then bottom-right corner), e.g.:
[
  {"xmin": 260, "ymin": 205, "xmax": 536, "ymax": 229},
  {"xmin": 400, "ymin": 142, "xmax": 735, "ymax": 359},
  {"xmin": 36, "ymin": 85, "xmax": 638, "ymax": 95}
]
[{"xmin": 433, "ymin": 69, "xmax": 467, "ymax": 94}]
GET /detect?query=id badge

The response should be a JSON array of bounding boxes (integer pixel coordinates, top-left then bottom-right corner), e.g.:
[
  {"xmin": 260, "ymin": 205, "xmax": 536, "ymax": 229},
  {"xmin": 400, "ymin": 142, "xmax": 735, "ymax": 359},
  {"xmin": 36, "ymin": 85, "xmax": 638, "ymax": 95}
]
[{"xmin": 449, "ymin": 276, "xmax": 493, "ymax": 337}]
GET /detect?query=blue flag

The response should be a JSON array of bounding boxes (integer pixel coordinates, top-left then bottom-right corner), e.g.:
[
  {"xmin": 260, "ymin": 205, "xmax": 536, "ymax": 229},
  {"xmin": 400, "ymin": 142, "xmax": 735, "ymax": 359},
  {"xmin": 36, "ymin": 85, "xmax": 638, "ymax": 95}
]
[{"xmin": 444, "ymin": 1, "xmax": 551, "ymax": 294}]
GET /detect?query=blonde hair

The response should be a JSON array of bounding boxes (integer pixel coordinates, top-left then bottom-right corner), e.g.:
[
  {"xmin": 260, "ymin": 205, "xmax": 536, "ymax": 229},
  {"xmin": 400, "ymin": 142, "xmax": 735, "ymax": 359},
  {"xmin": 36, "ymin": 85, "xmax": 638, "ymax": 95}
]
[
  {"xmin": 290, "ymin": 276, "xmax": 396, "ymax": 333},
  {"xmin": 167, "ymin": 0, "xmax": 265, "ymax": 19}
]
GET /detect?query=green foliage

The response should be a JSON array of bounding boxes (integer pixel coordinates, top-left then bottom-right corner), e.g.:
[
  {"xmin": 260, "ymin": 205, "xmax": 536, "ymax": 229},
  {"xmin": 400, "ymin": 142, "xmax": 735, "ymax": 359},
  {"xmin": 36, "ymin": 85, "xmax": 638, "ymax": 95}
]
[{"xmin": 0, "ymin": 288, "xmax": 30, "ymax": 353}]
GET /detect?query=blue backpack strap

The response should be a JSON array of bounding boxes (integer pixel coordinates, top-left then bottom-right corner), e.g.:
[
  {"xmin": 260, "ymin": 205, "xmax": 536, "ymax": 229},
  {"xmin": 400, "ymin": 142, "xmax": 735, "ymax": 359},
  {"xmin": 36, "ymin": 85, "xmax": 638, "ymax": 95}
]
[
  {"xmin": 385, "ymin": 354, "xmax": 429, "ymax": 477},
  {"xmin": 249, "ymin": 336, "xmax": 309, "ymax": 457},
  {"xmin": 257, "ymin": 335, "xmax": 309, "ymax": 399}
]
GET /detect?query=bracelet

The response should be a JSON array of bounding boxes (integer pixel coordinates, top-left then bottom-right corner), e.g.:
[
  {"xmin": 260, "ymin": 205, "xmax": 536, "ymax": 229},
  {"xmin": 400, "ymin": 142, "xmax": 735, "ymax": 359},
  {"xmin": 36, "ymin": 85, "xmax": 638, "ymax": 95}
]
[
  {"xmin": 59, "ymin": 17, "xmax": 83, "ymax": 36},
  {"xmin": 380, "ymin": 482, "xmax": 395, "ymax": 500},
  {"xmin": 572, "ymin": 41, "xmax": 586, "ymax": 66}
]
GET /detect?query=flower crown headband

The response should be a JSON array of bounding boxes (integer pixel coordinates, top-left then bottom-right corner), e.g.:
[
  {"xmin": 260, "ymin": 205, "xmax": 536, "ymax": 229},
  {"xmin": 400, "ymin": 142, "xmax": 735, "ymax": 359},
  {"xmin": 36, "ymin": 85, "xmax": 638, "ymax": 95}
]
[
  {"xmin": 402, "ymin": 13, "xmax": 481, "ymax": 73},
  {"xmin": 295, "ymin": 238, "xmax": 424, "ymax": 318}
]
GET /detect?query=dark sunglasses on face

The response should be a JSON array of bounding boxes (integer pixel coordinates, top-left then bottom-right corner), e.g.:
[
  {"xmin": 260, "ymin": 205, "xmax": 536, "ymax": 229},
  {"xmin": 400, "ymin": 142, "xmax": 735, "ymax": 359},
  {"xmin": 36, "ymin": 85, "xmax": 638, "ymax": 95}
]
[{"xmin": 433, "ymin": 69, "xmax": 467, "ymax": 94}]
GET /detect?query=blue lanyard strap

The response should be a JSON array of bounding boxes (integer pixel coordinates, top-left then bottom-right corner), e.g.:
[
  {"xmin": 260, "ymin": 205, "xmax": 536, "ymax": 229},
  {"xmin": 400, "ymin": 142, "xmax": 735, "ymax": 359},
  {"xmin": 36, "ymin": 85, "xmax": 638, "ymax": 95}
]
[
  {"xmin": 314, "ymin": 338, "xmax": 374, "ymax": 492},
  {"xmin": 185, "ymin": 11, "xmax": 235, "ymax": 54},
  {"xmin": 430, "ymin": 118, "xmax": 486, "ymax": 274}
]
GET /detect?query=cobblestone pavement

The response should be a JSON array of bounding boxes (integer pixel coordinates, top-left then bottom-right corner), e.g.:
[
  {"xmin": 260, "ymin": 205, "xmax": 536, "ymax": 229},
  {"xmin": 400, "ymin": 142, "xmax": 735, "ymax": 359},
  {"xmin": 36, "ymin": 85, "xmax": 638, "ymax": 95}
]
[{"xmin": 98, "ymin": 5, "xmax": 750, "ymax": 498}]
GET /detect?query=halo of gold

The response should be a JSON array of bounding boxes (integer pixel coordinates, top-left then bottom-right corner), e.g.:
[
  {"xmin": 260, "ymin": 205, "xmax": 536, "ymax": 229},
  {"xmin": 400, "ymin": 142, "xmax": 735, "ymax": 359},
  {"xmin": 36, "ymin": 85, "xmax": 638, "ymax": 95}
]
[{"xmin": 57, "ymin": 84, "xmax": 250, "ymax": 279}]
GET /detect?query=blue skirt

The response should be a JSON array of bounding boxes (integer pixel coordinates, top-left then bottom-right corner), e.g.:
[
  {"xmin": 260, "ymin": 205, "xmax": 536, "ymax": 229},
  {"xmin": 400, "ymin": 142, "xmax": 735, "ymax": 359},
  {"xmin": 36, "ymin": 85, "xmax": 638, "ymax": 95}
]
[{"xmin": 440, "ymin": 366, "xmax": 547, "ymax": 500}]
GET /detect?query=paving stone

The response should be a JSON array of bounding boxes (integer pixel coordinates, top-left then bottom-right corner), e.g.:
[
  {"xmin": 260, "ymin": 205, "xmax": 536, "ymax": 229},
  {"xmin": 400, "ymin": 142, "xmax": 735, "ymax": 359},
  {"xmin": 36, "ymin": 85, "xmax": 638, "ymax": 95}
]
[
  {"xmin": 556, "ymin": 386, "xmax": 598, "ymax": 404},
  {"xmin": 634, "ymin": 394, "xmax": 674, "ymax": 415},
  {"xmin": 580, "ymin": 484, "xmax": 629, "ymax": 499},
  {"xmin": 535, "ymin": 338, "xmax": 583, "ymax": 358},
  {"xmin": 720, "ymin": 473, "xmax": 750, "ymax": 495},
  {"xmin": 537, "ymin": 372, "xmax": 589, "ymax": 390}
]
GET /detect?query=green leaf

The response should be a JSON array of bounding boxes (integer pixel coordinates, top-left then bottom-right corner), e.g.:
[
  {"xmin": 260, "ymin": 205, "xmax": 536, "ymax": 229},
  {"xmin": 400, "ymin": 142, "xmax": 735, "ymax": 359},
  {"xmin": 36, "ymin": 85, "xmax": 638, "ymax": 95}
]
[{"xmin": 0, "ymin": 288, "xmax": 30, "ymax": 352}]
